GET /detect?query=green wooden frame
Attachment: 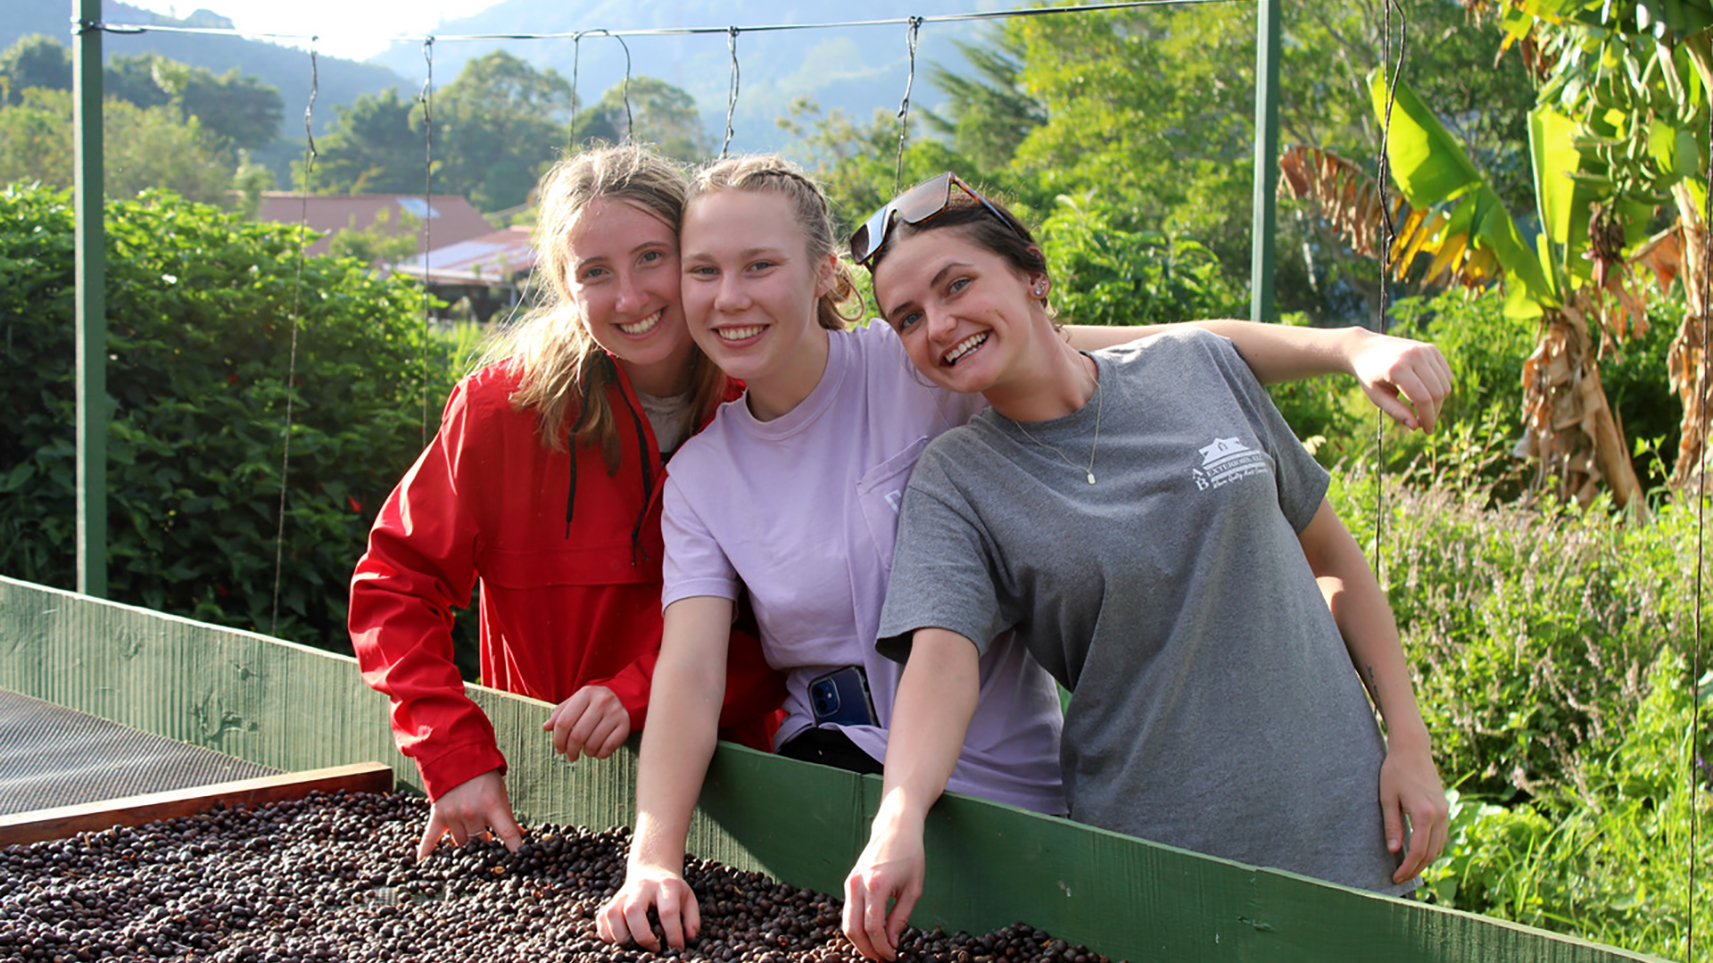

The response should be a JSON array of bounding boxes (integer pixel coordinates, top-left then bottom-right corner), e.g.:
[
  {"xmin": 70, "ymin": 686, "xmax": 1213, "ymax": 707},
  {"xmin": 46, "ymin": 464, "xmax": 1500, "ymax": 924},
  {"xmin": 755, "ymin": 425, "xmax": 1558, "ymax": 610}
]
[{"xmin": 0, "ymin": 577, "xmax": 1663, "ymax": 963}]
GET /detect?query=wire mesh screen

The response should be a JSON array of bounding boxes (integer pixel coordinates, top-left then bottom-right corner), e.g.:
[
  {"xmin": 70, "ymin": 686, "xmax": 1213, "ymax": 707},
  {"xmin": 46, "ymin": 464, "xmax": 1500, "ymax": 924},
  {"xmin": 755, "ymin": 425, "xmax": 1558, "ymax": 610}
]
[{"xmin": 0, "ymin": 688, "xmax": 278, "ymax": 817}]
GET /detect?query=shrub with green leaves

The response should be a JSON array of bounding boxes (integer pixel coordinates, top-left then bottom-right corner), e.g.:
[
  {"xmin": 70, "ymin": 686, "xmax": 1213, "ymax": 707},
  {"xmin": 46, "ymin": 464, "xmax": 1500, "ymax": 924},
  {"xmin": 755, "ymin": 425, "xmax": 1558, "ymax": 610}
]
[
  {"xmin": 1327, "ymin": 466, "xmax": 1710, "ymax": 959},
  {"xmin": 1037, "ymin": 191, "xmax": 1243, "ymax": 328},
  {"xmin": 0, "ymin": 184, "xmax": 456, "ymax": 652},
  {"xmin": 1422, "ymin": 652, "xmax": 1710, "ymax": 960},
  {"xmin": 1332, "ymin": 467, "xmax": 1703, "ymax": 800}
]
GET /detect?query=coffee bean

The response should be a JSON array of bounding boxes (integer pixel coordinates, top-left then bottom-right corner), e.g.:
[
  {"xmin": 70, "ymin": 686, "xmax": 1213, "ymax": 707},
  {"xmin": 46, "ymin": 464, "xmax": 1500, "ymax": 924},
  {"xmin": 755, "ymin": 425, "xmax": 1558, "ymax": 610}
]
[{"xmin": 0, "ymin": 792, "xmax": 1109, "ymax": 963}]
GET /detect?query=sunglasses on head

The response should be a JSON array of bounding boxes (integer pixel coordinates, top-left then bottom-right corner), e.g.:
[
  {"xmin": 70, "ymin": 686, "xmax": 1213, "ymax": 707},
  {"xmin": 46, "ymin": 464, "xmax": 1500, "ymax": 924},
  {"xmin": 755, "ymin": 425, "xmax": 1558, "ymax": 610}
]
[{"xmin": 849, "ymin": 172, "xmax": 1024, "ymax": 269}]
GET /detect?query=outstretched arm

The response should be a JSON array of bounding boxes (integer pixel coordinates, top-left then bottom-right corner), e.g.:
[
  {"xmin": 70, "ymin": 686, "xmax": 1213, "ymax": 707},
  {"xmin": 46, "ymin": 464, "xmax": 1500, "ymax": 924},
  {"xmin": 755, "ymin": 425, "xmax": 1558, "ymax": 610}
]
[
  {"xmin": 1063, "ymin": 321, "xmax": 1451, "ymax": 432},
  {"xmin": 843, "ymin": 629, "xmax": 981, "ymax": 962},
  {"xmin": 1296, "ymin": 499, "xmax": 1448, "ymax": 884},
  {"xmin": 596, "ymin": 596, "xmax": 733, "ymax": 951}
]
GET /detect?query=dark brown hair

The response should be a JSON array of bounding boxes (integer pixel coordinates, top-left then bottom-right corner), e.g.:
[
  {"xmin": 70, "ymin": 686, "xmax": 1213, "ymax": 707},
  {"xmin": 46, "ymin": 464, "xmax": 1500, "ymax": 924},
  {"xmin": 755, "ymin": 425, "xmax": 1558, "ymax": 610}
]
[{"xmin": 865, "ymin": 186, "xmax": 1054, "ymax": 317}]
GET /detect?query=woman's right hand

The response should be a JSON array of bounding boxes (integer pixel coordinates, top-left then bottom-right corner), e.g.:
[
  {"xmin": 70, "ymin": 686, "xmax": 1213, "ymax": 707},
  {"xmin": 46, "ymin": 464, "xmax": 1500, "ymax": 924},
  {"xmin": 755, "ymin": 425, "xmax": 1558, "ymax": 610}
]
[
  {"xmin": 843, "ymin": 813, "xmax": 928, "ymax": 961},
  {"xmin": 595, "ymin": 596, "xmax": 733, "ymax": 952},
  {"xmin": 596, "ymin": 865, "xmax": 701, "ymax": 951},
  {"xmin": 416, "ymin": 769, "xmax": 523, "ymax": 862}
]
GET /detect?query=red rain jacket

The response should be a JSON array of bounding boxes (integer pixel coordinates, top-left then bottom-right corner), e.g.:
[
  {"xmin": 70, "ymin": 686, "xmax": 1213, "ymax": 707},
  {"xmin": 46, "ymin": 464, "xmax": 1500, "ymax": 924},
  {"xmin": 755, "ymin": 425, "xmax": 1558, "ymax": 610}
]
[{"xmin": 350, "ymin": 358, "xmax": 784, "ymax": 800}]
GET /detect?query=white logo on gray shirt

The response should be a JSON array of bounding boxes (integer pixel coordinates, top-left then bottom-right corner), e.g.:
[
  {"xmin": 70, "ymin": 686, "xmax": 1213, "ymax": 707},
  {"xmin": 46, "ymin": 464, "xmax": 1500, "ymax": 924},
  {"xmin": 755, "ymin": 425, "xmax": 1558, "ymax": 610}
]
[{"xmin": 1192, "ymin": 437, "xmax": 1269, "ymax": 490}]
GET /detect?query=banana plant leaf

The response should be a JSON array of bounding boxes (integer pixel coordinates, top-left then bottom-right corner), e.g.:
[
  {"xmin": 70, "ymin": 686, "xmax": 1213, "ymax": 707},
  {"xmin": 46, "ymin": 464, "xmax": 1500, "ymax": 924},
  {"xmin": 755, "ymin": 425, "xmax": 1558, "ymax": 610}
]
[{"xmin": 1369, "ymin": 68, "xmax": 1556, "ymax": 316}]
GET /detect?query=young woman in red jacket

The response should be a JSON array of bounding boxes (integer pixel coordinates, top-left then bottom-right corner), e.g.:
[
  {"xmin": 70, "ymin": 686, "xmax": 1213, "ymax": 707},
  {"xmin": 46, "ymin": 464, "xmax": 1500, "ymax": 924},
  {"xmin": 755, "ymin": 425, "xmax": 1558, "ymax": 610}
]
[{"xmin": 349, "ymin": 145, "xmax": 786, "ymax": 861}]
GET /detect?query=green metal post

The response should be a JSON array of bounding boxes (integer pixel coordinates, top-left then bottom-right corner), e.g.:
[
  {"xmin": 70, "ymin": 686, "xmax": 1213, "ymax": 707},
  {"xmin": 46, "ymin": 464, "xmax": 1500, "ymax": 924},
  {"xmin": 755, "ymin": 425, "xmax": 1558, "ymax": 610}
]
[
  {"xmin": 1250, "ymin": 0, "xmax": 1281, "ymax": 324},
  {"xmin": 73, "ymin": 0, "xmax": 107, "ymax": 598}
]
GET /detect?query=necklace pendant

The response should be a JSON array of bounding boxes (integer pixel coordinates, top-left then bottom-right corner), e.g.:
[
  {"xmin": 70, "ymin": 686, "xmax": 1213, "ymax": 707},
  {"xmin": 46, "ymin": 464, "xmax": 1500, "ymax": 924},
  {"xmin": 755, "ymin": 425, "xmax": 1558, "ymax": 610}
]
[{"xmin": 1086, "ymin": 472, "xmax": 1096, "ymax": 484}]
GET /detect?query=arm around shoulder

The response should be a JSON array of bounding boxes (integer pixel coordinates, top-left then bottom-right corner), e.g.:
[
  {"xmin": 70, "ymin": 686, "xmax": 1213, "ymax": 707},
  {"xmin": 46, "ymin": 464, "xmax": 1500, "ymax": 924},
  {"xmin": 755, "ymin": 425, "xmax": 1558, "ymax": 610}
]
[{"xmin": 1063, "ymin": 320, "xmax": 1450, "ymax": 432}]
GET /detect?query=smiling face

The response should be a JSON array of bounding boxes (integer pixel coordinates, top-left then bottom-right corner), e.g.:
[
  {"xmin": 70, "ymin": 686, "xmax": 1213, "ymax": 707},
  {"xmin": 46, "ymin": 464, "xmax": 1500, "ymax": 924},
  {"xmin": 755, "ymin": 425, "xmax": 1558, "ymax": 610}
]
[
  {"xmin": 872, "ymin": 225, "xmax": 1053, "ymax": 398},
  {"xmin": 562, "ymin": 196, "xmax": 696, "ymax": 396},
  {"xmin": 679, "ymin": 188, "xmax": 837, "ymax": 417}
]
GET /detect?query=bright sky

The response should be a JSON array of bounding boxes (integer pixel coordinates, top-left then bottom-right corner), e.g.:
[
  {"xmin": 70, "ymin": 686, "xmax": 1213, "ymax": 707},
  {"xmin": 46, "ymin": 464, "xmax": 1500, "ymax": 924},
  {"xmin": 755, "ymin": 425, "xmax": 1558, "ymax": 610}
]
[{"xmin": 123, "ymin": 0, "xmax": 506, "ymax": 61}]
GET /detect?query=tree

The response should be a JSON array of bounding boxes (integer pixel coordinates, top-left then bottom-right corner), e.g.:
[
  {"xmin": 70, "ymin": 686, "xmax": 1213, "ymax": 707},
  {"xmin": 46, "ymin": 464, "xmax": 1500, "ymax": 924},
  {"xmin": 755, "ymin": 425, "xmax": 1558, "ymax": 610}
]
[
  {"xmin": 434, "ymin": 51, "xmax": 573, "ymax": 212},
  {"xmin": 0, "ymin": 89, "xmax": 71, "ymax": 186},
  {"xmin": 104, "ymin": 53, "xmax": 173, "ymax": 111},
  {"xmin": 327, "ymin": 204, "xmax": 423, "ymax": 271},
  {"xmin": 2, "ymin": 41, "xmax": 283, "ymax": 151},
  {"xmin": 0, "ymin": 34, "xmax": 70, "ymax": 105},
  {"xmin": 302, "ymin": 87, "xmax": 426, "ymax": 194},
  {"xmin": 949, "ymin": 2, "xmax": 1538, "ymax": 323},
  {"xmin": 1284, "ymin": 72, "xmax": 1652, "ymax": 511},
  {"xmin": 571, "ymin": 75, "xmax": 711, "ymax": 162},
  {"xmin": 919, "ymin": 26, "xmax": 1046, "ymax": 173},
  {"xmin": 1470, "ymin": 0, "xmax": 1713, "ymax": 492},
  {"xmin": 177, "ymin": 67, "xmax": 284, "ymax": 151},
  {"xmin": 0, "ymin": 89, "xmax": 237, "ymax": 206},
  {"xmin": 109, "ymin": 54, "xmax": 284, "ymax": 151}
]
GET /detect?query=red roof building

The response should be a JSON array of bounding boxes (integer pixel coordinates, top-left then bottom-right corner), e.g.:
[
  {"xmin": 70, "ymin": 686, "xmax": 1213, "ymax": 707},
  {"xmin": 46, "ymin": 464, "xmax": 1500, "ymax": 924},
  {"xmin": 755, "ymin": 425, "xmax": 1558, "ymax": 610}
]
[{"xmin": 255, "ymin": 193, "xmax": 497, "ymax": 258}]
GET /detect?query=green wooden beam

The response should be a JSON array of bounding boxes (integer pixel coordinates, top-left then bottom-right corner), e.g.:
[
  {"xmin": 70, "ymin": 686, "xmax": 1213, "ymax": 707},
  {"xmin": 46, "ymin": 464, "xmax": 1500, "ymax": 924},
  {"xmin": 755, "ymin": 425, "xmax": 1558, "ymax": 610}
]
[
  {"xmin": 1250, "ymin": 0, "xmax": 1282, "ymax": 325},
  {"xmin": 72, "ymin": 0, "xmax": 107, "ymax": 598},
  {"xmin": 0, "ymin": 577, "xmax": 1669, "ymax": 963}
]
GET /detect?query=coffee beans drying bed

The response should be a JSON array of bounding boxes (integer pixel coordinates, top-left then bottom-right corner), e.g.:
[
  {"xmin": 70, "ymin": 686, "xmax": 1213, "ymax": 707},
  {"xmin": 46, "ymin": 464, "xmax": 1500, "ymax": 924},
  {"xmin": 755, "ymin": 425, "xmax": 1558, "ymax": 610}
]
[{"xmin": 1, "ymin": 791, "xmax": 1115, "ymax": 963}]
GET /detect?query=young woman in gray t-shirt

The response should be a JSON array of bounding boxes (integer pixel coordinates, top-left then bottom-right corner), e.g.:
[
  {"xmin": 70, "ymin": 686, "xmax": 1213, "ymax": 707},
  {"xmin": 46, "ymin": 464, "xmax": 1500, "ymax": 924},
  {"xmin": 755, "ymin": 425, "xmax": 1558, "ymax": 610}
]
[{"xmin": 839, "ymin": 174, "xmax": 1451, "ymax": 962}]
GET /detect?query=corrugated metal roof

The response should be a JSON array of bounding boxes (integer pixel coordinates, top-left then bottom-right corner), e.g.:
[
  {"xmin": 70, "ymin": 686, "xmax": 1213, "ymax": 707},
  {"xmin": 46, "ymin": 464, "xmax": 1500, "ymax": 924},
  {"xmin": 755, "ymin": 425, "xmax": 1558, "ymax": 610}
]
[
  {"xmin": 255, "ymin": 193, "xmax": 497, "ymax": 257},
  {"xmin": 388, "ymin": 226, "xmax": 538, "ymax": 287}
]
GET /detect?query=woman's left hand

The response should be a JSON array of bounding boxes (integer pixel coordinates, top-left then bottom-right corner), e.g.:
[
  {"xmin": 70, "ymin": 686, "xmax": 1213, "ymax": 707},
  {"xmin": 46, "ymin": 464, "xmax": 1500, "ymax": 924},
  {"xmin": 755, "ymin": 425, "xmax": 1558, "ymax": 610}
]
[
  {"xmin": 1349, "ymin": 331, "xmax": 1453, "ymax": 434},
  {"xmin": 1380, "ymin": 742, "xmax": 1449, "ymax": 884},
  {"xmin": 543, "ymin": 684, "xmax": 631, "ymax": 761}
]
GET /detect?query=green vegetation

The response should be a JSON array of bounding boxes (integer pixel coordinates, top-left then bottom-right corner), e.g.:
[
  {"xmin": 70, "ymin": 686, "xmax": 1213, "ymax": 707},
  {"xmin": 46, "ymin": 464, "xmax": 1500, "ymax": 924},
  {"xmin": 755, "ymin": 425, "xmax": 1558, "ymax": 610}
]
[
  {"xmin": 0, "ymin": 184, "xmax": 459, "ymax": 650},
  {"xmin": 0, "ymin": 89, "xmax": 241, "ymax": 206},
  {"xmin": 0, "ymin": 35, "xmax": 284, "ymax": 206},
  {"xmin": 1326, "ymin": 464, "xmax": 1710, "ymax": 961},
  {"xmin": 1274, "ymin": 281, "xmax": 1709, "ymax": 959}
]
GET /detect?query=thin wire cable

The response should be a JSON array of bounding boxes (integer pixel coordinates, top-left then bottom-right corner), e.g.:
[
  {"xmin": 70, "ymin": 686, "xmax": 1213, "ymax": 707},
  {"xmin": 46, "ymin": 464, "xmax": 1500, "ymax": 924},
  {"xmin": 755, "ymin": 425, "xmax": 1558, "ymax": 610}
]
[
  {"xmin": 419, "ymin": 38, "xmax": 435, "ymax": 445},
  {"xmin": 720, "ymin": 26, "xmax": 741, "ymax": 158},
  {"xmin": 271, "ymin": 41, "xmax": 318, "ymax": 637},
  {"xmin": 1371, "ymin": 0, "xmax": 1405, "ymax": 582},
  {"xmin": 78, "ymin": 0, "xmax": 1242, "ymax": 45},
  {"xmin": 569, "ymin": 32, "xmax": 583, "ymax": 146},
  {"xmin": 565, "ymin": 29, "xmax": 635, "ymax": 143},
  {"xmin": 894, "ymin": 17, "xmax": 923, "ymax": 193},
  {"xmin": 1690, "ymin": 75, "xmax": 1711, "ymax": 963},
  {"xmin": 607, "ymin": 30, "xmax": 635, "ymax": 143}
]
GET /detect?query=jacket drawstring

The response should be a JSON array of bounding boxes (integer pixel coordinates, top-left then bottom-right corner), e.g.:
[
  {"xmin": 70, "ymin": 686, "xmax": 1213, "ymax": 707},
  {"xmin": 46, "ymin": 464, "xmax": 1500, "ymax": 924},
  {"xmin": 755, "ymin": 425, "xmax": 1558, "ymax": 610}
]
[
  {"xmin": 615, "ymin": 381, "xmax": 656, "ymax": 566},
  {"xmin": 564, "ymin": 389, "xmax": 596, "ymax": 538}
]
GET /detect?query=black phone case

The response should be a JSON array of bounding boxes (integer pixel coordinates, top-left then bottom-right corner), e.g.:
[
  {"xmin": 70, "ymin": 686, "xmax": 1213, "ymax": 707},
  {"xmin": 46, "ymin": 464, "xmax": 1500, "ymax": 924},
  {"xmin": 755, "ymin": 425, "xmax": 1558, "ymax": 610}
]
[{"xmin": 808, "ymin": 666, "xmax": 878, "ymax": 727}]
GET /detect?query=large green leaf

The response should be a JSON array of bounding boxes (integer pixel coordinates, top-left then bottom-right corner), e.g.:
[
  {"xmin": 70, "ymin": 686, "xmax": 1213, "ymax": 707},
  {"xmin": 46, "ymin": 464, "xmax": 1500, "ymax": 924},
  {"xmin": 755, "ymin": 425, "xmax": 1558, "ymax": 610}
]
[
  {"xmin": 1369, "ymin": 69, "xmax": 1556, "ymax": 313},
  {"xmin": 1529, "ymin": 102, "xmax": 1595, "ymax": 287},
  {"xmin": 1367, "ymin": 69, "xmax": 1482, "ymax": 207}
]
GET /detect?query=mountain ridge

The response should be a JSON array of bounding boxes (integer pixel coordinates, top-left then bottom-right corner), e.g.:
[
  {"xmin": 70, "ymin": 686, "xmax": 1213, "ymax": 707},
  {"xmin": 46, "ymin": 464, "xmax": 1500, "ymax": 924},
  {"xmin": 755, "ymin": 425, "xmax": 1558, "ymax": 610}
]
[
  {"xmin": 365, "ymin": 0, "xmax": 1003, "ymax": 153},
  {"xmin": 0, "ymin": 0, "xmax": 408, "ymax": 139}
]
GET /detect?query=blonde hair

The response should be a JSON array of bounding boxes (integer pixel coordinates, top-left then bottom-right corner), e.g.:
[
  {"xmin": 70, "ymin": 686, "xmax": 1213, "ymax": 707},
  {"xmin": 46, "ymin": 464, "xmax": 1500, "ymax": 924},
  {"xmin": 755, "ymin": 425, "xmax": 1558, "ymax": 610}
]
[
  {"xmin": 688, "ymin": 154, "xmax": 864, "ymax": 331},
  {"xmin": 493, "ymin": 144, "xmax": 727, "ymax": 470}
]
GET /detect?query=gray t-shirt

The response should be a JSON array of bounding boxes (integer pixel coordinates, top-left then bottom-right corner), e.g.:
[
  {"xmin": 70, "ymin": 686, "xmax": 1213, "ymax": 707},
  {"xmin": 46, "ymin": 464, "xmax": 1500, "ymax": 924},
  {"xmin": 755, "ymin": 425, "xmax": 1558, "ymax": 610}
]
[{"xmin": 877, "ymin": 329, "xmax": 1409, "ymax": 895}]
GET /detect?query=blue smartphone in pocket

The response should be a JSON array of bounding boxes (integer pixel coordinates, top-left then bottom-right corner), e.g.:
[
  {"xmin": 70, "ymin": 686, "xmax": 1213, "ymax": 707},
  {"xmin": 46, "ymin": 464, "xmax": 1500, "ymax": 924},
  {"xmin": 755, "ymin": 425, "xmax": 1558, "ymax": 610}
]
[{"xmin": 808, "ymin": 666, "xmax": 878, "ymax": 727}]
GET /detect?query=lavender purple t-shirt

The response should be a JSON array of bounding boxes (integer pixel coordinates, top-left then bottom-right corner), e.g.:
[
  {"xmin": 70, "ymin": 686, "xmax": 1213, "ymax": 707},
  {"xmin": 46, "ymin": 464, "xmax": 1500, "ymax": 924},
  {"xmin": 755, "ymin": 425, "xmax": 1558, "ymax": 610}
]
[{"xmin": 661, "ymin": 323, "xmax": 1066, "ymax": 814}]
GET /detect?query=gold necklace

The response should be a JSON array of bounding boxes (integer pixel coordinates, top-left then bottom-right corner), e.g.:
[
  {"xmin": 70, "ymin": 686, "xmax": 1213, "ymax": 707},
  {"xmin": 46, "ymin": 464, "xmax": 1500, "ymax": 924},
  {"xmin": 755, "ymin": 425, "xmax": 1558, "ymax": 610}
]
[{"xmin": 1013, "ymin": 356, "xmax": 1103, "ymax": 485}]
